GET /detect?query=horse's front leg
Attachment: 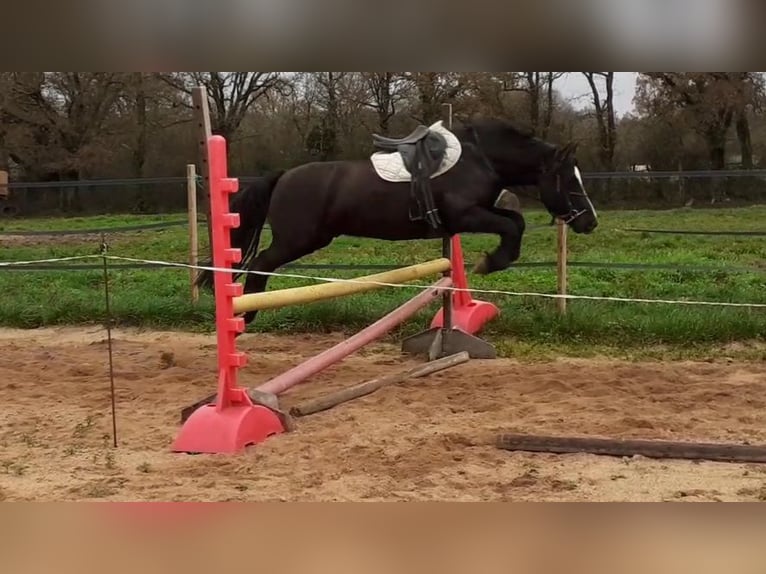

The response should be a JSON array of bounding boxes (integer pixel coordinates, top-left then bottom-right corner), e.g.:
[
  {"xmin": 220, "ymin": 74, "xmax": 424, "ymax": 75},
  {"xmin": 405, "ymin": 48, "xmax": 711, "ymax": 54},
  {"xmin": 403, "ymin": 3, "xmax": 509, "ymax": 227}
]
[{"xmin": 453, "ymin": 207, "xmax": 526, "ymax": 275}]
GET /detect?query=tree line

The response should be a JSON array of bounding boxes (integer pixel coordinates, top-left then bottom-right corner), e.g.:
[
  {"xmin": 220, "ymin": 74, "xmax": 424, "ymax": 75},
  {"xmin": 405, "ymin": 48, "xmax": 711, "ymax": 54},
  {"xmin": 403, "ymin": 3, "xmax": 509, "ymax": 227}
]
[{"xmin": 1, "ymin": 72, "xmax": 764, "ymax": 213}]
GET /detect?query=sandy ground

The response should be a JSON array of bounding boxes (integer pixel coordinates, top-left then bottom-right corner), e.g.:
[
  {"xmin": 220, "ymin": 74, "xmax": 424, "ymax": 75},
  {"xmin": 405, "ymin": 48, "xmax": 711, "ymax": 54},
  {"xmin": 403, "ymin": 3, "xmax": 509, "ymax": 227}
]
[{"xmin": 0, "ymin": 326, "xmax": 765, "ymax": 502}]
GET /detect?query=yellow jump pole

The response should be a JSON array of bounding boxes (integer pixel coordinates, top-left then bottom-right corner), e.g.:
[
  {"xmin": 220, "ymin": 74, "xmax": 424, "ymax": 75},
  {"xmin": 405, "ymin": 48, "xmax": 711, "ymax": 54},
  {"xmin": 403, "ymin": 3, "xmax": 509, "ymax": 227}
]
[{"xmin": 233, "ymin": 258, "xmax": 452, "ymax": 315}]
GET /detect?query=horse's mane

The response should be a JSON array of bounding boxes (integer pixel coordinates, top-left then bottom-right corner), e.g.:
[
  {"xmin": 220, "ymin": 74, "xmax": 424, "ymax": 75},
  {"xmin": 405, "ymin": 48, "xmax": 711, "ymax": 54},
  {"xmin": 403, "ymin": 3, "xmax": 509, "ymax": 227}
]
[
  {"xmin": 457, "ymin": 116, "xmax": 556, "ymax": 157},
  {"xmin": 458, "ymin": 116, "xmax": 536, "ymax": 140}
]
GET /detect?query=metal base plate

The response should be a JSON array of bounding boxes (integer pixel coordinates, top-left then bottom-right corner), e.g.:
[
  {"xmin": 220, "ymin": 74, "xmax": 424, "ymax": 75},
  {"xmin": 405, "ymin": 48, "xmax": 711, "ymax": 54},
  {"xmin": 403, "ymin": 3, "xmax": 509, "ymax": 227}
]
[{"xmin": 401, "ymin": 328, "xmax": 496, "ymax": 361}]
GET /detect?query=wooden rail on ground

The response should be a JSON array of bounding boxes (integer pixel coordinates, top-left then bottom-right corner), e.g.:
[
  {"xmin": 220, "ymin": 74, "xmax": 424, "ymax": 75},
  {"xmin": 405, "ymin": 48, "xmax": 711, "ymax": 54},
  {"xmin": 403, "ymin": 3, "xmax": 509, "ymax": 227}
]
[
  {"xmin": 290, "ymin": 352, "xmax": 470, "ymax": 417},
  {"xmin": 496, "ymin": 434, "xmax": 766, "ymax": 464}
]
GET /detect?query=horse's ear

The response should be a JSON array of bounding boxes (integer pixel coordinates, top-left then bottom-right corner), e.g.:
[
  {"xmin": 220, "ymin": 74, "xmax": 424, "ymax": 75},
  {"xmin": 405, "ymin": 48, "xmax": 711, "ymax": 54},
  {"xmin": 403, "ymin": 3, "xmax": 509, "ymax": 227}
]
[
  {"xmin": 546, "ymin": 143, "xmax": 571, "ymax": 169},
  {"xmin": 548, "ymin": 143, "xmax": 578, "ymax": 169},
  {"xmin": 557, "ymin": 142, "xmax": 578, "ymax": 162}
]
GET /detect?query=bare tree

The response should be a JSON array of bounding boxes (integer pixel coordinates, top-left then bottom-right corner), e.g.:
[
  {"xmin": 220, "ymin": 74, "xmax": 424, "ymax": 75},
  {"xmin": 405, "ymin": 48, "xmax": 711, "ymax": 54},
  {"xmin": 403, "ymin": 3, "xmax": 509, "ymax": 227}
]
[
  {"xmin": 1, "ymin": 73, "xmax": 127, "ymax": 178},
  {"xmin": 636, "ymin": 73, "xmax": 763, "ymax": 171},
  {"xmin": 582, "ymin": 72, "xmax": 617, "ymax": 172},
  {"xmin": 541, "ymin": 73, "xmax": 566, "ymax": 139},
  {"xmin": 309, "ymin": 72, "xmax": 347, "ymax": 160},
  {"xmin": 358, "ymin": 72, "xmax": 410, "ymax": 134},
  {"xmin": 283, "ymin": 73, "xmax": 318, "ymax": 153},
  {"xmin": 0, "ymin": 74, "xmax": 12, "ymax": 172},
  {"xmin": 129, "ymin": 73, "xmax": 148, "ymax": 178},
  {"xmin": 160, "ymin": 72, "xmax": 289, "ymax": 143},
  {"xmin": 636, "ymin": 73, "xmax": 764, "ymax": 202},
  {"xmin": 407, "ymin": 73, "xmax": 466, "ymax": 124},
  {"xmin": 0, "ymin": 73, "xmax": 128, "ymax": 211},
  {"xmin": 733, "ymin": 74, "xmax": 764, "ymax": 169},
  {"xmin": 505, "ymin": 73, "xmax": 565, "ymax": 137},
  {"xmin": 111, "ymin": 73, "xmax": 192, "ymax": 175}
]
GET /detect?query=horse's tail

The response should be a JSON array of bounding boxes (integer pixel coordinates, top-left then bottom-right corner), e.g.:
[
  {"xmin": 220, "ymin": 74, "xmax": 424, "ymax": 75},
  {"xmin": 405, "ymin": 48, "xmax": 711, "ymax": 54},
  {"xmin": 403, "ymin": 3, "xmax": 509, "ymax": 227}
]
[{"xmin": 195, "ymin": 169, "xmax": 286, "ymax": 289}]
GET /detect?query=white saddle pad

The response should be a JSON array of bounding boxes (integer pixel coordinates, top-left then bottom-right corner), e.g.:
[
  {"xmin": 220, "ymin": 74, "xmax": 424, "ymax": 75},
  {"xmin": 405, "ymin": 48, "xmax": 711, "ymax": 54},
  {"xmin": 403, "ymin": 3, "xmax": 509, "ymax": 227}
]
[{"xmin": 370, "ymin": 121, "xmax": 462, "ymax": 183}]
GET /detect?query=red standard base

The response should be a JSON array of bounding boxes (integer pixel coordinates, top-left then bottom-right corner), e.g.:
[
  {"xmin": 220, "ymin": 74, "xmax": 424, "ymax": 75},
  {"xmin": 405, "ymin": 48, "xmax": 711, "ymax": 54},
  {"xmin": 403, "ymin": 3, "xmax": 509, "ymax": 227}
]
[
  {"xmin": 172, "ymin": 403, "xmax": 285, "ymax": 455},
  {"xmin": 431, "ymin": 300, "xmax": 499, "ymax": 335},
  {"xmin": 432, "ymin": 235, "xmax": 499, "ymax": 335}
]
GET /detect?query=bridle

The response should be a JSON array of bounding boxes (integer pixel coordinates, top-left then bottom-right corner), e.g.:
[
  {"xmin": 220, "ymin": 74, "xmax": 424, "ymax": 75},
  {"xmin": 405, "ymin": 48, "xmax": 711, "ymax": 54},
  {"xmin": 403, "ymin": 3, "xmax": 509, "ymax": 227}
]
[
  {"xmin": 509, "ymin": 172, "xmax": 594, "ymax": 227},
  {"xmin": 554, "ymin": 173, "xmax": 593, "ymax": 225}
]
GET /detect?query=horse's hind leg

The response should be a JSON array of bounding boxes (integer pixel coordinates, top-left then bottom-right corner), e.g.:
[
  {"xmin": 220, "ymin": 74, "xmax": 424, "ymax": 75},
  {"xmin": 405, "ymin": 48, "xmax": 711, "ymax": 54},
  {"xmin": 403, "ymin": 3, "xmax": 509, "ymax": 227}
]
[{"xmin": 240, "ymin": 235, "xmax": 333, "ymax": 329}]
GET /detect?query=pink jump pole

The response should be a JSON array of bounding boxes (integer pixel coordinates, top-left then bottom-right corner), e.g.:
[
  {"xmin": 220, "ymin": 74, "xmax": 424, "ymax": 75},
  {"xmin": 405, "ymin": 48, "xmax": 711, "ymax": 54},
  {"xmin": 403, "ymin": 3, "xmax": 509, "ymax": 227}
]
[
  {"xmin": 256, "ymin": 277, "xmax": 453, "ymax": 397},
  {"xmin": 172, "ymin": 135, "xmax": 284, "ymax": 455},
  {"xmin": 431, "ymin": 235, "xmax": 499, "ymax": 335}
]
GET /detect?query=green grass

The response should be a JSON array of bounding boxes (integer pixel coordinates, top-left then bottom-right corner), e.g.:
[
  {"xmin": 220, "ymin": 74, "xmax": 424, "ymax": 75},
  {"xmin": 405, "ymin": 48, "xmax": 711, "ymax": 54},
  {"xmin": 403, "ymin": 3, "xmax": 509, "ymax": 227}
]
[{"xmin": 0, "ymin": 206, "xmax": 764, "ymax": 360}]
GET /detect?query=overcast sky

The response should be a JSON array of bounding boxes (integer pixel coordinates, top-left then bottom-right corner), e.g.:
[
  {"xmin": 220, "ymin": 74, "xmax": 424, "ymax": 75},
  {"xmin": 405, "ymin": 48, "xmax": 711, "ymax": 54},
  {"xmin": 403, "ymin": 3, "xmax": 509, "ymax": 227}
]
[{"xmin": 557, "ymin": 72, "xmax": 638, "ymax": 117}]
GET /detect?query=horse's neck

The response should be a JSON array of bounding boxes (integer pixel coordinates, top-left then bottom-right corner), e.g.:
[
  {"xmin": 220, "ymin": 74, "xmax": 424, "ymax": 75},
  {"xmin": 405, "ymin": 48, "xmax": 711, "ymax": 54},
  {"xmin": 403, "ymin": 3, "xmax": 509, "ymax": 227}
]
[
  {"xmin": 505, "ymin": 168, "xmax": 542, "ymax": 187},
  {"xmin": 455, "ymin": 126, "xmax": 546, "ymax": 185},
  {"xmin": 490, "ymin": 151, "xmax": 543, "ymax": 187}
]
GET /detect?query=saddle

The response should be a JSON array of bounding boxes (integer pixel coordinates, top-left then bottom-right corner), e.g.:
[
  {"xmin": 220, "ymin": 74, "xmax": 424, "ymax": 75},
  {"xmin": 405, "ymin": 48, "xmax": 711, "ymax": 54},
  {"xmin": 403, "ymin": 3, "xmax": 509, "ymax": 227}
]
[{"xmin": 372, "ymin": 125, "xmax": 448, "ymax": 230}]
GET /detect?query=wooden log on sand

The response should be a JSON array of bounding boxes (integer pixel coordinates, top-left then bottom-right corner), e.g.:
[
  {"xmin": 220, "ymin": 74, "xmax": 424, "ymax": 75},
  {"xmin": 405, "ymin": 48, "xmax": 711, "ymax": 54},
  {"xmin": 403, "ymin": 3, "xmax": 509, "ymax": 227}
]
[
  {"xmin": 495, "ymin": 434, "xmax": 766, "ymax": 464},
  {"xmin": 290, "ymin": 352, "xmax": 470, "ymax": 418}
]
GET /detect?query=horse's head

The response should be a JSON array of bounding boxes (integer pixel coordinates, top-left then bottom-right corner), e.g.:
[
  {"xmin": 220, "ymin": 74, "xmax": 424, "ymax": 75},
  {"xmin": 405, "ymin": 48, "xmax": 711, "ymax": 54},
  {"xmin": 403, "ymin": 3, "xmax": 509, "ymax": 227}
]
[
  {"xmin": 459, "ymin": 117, "xmax": 598, "ymax": 235},
  {"xmin": 539, "ymin": 142, "xmax": 598, "ymax": 234}
]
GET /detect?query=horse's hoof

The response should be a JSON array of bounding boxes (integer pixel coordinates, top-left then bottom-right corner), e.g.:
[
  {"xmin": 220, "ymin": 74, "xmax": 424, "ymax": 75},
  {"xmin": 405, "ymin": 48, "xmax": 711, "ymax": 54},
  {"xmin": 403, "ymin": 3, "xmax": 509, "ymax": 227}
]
[{"xmin": 473, "ymin": 255, "xmax": 490, "ymax": 275}]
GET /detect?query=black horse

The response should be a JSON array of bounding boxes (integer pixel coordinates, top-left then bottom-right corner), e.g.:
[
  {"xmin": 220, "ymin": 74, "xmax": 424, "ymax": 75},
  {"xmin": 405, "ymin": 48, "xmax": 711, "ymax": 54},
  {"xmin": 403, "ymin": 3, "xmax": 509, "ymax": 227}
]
[{"xmin": 199, "ymin": 117, "xmax": 599, "ymax": 328}]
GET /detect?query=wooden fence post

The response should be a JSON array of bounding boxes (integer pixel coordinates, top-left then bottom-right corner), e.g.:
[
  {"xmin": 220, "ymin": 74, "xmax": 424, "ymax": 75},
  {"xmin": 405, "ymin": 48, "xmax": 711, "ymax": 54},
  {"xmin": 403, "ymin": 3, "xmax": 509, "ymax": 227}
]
[
  {"xmin": 187, "ymin": 164, "xmax": 200, "ymax": 304},
  {"xmin": 557, "ymin": 220, "xmax": 568, "ymax": 315},
  {"xmin": 192, "ymin": 86, "xmax": 213, "ymax": 253},
  {"xmin": 0, "ymin": 170, "xmax": 8, "ymax": 201}
]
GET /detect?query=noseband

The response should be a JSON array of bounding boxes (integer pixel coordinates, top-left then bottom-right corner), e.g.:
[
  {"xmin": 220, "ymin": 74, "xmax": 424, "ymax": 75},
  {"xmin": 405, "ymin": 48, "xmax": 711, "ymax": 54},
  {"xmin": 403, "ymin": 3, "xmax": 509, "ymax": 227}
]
[{"xmin": 552, "ymin": 173, "xmax": 591, "ymax": 225}]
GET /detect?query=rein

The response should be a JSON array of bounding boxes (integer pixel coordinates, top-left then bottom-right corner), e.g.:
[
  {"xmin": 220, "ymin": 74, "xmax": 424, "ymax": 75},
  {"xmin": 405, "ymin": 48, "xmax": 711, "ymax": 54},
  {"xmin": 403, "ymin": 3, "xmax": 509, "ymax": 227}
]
[
  {"xmin": 557, "ymin": 174, "xmax": 591, "ymax": 225},
  {"xmin": 503, "ymin": 175, "xmax": 591, "ymax": 227}
]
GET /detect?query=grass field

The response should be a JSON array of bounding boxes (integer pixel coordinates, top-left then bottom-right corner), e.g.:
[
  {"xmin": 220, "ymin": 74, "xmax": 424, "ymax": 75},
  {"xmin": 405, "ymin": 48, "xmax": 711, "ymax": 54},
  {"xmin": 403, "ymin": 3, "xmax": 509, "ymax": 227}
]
[{"xmin": 0, "ymin": 206, "xmax": 764, "ymax": 360}]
